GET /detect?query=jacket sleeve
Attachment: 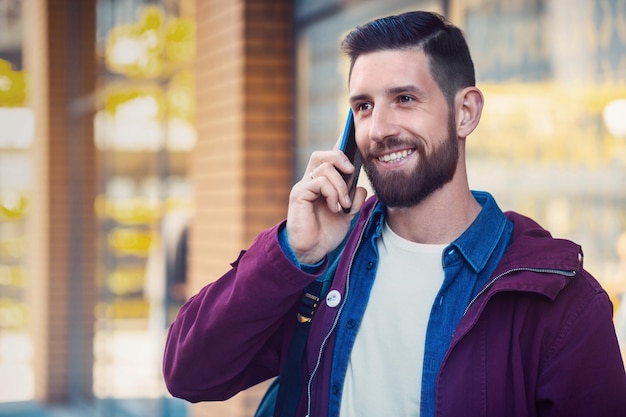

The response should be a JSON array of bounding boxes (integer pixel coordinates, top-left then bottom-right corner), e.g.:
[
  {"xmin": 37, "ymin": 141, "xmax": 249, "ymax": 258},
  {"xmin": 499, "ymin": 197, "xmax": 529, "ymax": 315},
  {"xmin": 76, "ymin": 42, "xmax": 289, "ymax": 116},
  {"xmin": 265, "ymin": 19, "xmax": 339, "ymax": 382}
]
[
  {"xmin": 535, "ymin": 277, "xmax": 626, "ymax": 417},
  {"xmin": 162, "ymin": 222, "xmax": 323, "ymax": 403}
]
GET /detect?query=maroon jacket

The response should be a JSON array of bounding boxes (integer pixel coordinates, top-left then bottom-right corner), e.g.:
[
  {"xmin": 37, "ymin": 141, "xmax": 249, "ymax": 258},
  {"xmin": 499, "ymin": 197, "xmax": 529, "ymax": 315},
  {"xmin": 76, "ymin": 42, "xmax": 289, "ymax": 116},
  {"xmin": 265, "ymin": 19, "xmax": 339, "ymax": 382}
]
[{"xmin": 163, "ymin": 197, "xmax": 626, "ymax": 416}]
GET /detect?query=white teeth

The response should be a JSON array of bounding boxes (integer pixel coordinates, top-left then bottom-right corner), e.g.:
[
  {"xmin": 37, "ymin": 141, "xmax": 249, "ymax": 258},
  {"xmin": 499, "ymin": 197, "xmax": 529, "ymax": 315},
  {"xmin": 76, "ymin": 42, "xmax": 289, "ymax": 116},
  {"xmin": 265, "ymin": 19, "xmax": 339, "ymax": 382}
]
[{"xmin": 379, "ymin": 149, "xmax": 412, "ymax": 162}]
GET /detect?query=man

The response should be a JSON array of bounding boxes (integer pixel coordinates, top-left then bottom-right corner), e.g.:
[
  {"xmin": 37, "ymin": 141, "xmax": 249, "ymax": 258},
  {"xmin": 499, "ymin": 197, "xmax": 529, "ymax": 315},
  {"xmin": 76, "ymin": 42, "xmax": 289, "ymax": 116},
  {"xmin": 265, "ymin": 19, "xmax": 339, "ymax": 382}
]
[{"xmin": 163, "ymin": 11, "xmax": 626, "ymax": 417}]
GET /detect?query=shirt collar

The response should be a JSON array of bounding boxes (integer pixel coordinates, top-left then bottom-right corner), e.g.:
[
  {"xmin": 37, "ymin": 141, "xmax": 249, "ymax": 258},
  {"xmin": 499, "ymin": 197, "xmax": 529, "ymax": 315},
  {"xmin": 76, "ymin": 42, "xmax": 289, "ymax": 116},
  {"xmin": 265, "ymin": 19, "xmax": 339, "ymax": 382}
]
[
  {"xmin": 365, "ymin": 200, "xmax": 386, "ymax": 238},
  {"xmin": 451, "ymin": 191, "xmax": 511, "ymax": 273},
  {"xmin": 364, "ymin": 191, "xmax": 510, "ymax": 273}
]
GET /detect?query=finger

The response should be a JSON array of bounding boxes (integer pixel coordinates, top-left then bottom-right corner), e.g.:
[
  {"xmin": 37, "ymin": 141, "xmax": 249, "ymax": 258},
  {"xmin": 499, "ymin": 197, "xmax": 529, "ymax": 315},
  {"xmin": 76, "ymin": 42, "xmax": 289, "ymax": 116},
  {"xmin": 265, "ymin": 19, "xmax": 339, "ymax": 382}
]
[
  {"xmin": 312, "ymin": 161, "xmax": 357, "ymax": 209},
  {"xmin": 304, "ymin": 150, "xmax": 334, "ymax": 176},
  {"xmin": 304, "ymin": 150, "xmax": 353, "ymax": 179},
  {"xmin": 347, "ymin": 186, "xmax": 368, "ymax": 214},
  {"xmin": 319, "ymin": 179, "xmax": 344, "ymax": 213},
  {"xmin": 294, "ymin": 173, "xmax": 343, "ymax": 213}
]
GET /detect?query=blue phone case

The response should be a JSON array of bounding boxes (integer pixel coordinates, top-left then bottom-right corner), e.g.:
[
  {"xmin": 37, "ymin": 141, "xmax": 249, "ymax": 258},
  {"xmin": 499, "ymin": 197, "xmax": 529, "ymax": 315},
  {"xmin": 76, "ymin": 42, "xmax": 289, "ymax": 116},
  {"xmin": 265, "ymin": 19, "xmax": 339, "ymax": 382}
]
[{"xmin": 338, "ymin": 109, "xmax": 362, "ymax": 211}]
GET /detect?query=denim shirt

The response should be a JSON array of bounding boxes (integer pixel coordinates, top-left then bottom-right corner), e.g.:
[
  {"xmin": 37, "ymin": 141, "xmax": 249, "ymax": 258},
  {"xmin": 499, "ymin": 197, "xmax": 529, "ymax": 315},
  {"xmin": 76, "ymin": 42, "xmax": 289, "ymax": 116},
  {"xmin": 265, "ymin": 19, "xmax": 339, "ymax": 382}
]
[
  {"xmin": 420, "ymin": 192, "xmax": 513, "ymax": 417},
  {"xmin": 281, "ymin": 191, "xmax": 513, "ymax": 417}
]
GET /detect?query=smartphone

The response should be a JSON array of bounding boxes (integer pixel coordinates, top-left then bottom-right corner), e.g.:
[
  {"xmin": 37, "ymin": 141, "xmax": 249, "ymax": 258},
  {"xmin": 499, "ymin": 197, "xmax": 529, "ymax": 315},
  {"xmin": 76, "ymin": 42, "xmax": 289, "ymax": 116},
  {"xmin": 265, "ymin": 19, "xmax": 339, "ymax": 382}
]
[{"xmin": 338, "ymin": 109, "xmax": 363, "ymax": 212}]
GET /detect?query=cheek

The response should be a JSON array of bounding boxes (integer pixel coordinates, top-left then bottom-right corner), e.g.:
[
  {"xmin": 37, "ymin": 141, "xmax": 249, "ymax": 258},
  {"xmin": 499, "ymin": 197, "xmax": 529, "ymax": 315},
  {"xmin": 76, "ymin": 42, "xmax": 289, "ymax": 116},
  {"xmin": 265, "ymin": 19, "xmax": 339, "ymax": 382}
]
[
  {"xmin": 354, "ymin": 124, "xmax": 369, "ymax": 153},
  {"xmin": 419, "ymin": 114, "xmax": 449, "ymax": 140}
]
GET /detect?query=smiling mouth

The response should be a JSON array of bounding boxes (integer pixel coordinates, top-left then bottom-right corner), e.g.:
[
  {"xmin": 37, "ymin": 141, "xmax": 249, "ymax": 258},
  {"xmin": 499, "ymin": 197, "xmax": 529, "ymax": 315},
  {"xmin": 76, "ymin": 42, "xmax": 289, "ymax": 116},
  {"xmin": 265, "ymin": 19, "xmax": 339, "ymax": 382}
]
[{"xmin": 378, "ymin": 149, "xmax": 415, "ymax": 163}]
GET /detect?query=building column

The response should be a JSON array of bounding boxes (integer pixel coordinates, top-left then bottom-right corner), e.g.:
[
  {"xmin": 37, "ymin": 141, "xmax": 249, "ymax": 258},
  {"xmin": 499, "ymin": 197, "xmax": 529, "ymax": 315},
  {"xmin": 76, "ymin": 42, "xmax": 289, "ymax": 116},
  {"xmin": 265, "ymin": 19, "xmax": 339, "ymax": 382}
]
[
  {"xmin": 24, "ymin": 0, "xmax": 97, "ymax": 404},
  {"xmin": 190, "ymin": 0, "xmax": 294, "ymax": 415}
]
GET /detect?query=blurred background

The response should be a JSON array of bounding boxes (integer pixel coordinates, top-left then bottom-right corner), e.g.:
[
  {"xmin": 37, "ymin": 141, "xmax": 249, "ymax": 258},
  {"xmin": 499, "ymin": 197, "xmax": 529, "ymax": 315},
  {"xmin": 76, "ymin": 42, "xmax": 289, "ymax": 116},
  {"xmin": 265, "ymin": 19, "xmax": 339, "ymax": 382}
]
[{"xmin": 0, "ymin": 0, "xmax": 625, "ymax": 416}]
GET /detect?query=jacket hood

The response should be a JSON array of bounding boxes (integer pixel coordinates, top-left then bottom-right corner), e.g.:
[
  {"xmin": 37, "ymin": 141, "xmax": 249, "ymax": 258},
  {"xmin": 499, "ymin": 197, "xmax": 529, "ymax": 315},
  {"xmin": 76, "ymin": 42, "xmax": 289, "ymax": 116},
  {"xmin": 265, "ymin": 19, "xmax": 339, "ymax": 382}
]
[{"xmin": 502, "ymin": 211, "xmax": 582, "ymax": 273}]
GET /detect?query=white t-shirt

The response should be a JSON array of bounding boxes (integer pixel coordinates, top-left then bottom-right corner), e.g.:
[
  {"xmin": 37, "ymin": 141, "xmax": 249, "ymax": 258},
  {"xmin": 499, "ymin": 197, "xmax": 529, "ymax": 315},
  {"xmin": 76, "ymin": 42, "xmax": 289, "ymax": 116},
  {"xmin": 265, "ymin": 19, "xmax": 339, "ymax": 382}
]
[{"xmin": 340, "ymin": 222, "xmax": 446, "ymax": 417}]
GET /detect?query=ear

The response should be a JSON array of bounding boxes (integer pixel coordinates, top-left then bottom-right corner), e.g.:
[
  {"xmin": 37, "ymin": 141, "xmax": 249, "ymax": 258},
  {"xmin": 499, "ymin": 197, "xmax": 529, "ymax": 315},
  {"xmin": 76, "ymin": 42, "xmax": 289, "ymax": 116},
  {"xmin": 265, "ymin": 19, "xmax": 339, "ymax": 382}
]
[{"xmin": 455, "ymin": 86, "xmax": 484, "ymax": 139}]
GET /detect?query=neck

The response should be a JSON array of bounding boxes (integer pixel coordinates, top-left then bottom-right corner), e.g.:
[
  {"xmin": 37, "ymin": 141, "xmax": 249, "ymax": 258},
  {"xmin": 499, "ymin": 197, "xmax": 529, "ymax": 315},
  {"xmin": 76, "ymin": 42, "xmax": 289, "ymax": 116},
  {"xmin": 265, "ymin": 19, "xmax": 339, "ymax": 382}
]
[{"xmin": 384, "ymin": 183, "xmax": 481, "ymax": 245}]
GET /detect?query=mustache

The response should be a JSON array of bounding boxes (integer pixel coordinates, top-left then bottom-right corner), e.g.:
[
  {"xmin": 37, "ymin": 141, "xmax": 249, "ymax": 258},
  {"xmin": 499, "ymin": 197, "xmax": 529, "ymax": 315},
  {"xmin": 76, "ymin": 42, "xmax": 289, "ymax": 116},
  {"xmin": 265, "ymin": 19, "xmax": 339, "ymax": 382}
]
[{"xmin": 366, "ymin": 137, "xmax": 423, "ymax": 156}]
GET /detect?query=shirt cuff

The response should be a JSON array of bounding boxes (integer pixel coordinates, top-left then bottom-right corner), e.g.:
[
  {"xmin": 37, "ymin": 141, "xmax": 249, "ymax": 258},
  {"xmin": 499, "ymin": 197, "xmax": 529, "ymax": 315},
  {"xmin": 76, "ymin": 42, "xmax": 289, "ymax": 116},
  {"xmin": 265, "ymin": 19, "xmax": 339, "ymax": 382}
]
[{"xmin": 278, "ymin": 224, "xmax": 325, "ymax": 274}]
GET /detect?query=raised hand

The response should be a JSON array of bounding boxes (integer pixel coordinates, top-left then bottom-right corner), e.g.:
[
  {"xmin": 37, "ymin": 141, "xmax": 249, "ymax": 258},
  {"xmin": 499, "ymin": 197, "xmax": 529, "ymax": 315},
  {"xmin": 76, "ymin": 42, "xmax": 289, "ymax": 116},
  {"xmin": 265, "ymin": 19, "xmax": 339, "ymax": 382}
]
[{"xmin": 286, "ymin": 149, "xmax": 367, "ymax": 265}]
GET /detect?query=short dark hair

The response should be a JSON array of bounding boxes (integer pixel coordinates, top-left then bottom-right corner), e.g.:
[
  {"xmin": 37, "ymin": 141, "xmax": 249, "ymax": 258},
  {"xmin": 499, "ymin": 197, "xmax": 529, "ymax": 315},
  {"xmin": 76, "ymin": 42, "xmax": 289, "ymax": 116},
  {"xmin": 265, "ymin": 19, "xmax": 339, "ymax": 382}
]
[{"xmin": 341, "ymin": 11, "xmax": 475, "ymax": 108}]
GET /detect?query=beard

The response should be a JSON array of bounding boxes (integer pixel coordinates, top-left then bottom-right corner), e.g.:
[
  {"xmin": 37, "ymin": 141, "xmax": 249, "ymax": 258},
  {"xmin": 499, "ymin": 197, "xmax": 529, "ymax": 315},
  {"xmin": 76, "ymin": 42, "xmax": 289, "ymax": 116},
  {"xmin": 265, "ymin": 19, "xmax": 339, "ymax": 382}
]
[{"xmin": 362, "ymin": 114, "xmax": 458, "ymax": 208}]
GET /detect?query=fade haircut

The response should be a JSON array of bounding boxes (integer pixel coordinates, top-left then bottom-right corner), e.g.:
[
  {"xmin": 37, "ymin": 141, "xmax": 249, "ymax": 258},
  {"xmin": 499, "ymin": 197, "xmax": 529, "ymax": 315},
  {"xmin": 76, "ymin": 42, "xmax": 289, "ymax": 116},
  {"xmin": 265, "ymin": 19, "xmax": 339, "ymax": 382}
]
[{"xmin": 341, "ymin": 11, "xmax": 475, "ymax": 108}]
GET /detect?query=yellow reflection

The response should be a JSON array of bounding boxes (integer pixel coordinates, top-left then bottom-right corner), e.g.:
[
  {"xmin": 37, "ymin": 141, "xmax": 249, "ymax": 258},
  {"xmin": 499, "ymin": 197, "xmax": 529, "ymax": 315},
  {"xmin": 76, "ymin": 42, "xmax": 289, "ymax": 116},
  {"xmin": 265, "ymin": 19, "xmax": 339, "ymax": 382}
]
[
  {"xmin": 473, "ymin": 83, "xmax": 626, "ymax": 168},
  {"xmin": 95, "ymin": 298, "xmax": 150, "ymax": 320},
  {"xmin": 100, "ymin": 86, "xmax": 165, "ymax": 151},
  {"xmin": 0, "ymin": 237, "xmax": 26, "ymax": 260},
  {"xmin": 104, "ymin": 6, "xmax": 194, "ymax": 79},
  {"xmin": 96, "ymin": 82, "xmax": 196, "ymax": 151},
  {"xmin": 0, "ymin": 265, "xmax": 26, "ymax": 288},
  {"xmin": 106, "ymin": 267, "xmax": 146, "ymax": 295},
  {"xmin": 164, "ymin": 17, "xmax": 195, "ymax": 63},
  {"xmin": 105, "ymin": 6, "xmax": 165, "ymax": 78},
  {"xmin": 104, "ymin": 84, "xmax": 165, "ymax": 117},
  {"xmin": 0, "ymin": 190, "xmax": 29, "ymax": 221},
  {"xmin": 0, "ymin": 59, "xmax": 27, "ymax": 107},
  {"xmin": 166, "ymin": 69, "xmax": 194, "ymax": 122},
  {"xmin": 94, "ymin": 195, "xmax": 161, "ymax": 224},
  {"xmin": 0, "ymin": 298, "xmax": 28, "ymax": 329},
  {"xmin": 108, "ymin": 227, "xmax": 153, "ymax": 256}
]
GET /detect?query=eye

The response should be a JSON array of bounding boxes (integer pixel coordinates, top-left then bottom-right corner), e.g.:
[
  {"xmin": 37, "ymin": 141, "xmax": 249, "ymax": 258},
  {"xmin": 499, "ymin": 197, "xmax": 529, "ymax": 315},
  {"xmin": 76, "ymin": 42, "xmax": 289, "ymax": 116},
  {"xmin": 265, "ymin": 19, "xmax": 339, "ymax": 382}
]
[
  {"xmin": 355, "ymin": 102, "xmax": 372, "ymax": 112},
  {"xmin": 398, "ymin": 95, "xmax": 414, "ymax": 103}
]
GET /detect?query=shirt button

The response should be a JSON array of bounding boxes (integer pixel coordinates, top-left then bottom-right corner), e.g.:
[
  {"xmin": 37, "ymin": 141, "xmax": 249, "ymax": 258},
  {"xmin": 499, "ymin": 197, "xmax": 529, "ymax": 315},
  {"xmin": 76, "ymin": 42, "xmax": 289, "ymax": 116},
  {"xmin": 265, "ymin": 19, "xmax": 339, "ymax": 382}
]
[
  {"xmin": 366, "ymin": 261, "xmax": 375, "ymax": 270},
  {"xmin": 347, "ymin": 319, "xmax": 355, "ymax": 329},
  {"xmin": 326, "ymin": 290, "xmax": 341, "ymax": 308},
  {"xmin": 332, "ymin": 384, "xmax": 340, "ymax": 394}
]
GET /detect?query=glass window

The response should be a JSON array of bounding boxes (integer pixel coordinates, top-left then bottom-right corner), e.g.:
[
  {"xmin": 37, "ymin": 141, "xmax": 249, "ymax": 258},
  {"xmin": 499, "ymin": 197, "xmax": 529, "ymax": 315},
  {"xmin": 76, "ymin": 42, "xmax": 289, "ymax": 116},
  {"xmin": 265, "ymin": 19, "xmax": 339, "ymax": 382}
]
[{"xmin": 94, "ymin": 1, "xmax": 193, "ymax": 415}]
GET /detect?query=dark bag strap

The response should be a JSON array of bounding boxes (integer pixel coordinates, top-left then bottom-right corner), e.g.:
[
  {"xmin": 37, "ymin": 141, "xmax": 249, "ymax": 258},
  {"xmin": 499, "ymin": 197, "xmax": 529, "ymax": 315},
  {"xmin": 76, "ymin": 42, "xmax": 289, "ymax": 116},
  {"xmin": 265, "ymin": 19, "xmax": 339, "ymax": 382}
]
[
  {"xmin": 273, "ymin": 279, "xmax": 324, "ymax": 417},
  {"xmin": 268, "ymin": 215, "xmax": 360, "ymax": 417}
]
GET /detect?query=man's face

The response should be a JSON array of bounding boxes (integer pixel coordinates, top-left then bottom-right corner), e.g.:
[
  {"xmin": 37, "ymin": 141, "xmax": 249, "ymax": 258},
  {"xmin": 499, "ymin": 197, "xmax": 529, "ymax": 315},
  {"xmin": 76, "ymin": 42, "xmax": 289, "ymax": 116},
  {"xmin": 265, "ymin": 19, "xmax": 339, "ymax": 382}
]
[{"xmin": 348, "ymin": 49, "xmax": 459, "ymax": 208}]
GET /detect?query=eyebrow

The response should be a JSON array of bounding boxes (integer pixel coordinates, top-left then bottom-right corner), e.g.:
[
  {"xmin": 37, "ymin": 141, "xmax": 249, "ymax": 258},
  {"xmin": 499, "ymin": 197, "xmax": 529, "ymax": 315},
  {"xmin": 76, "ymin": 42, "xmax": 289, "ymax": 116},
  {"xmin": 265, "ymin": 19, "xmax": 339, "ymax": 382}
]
[
  {"xmin": 349, "ymin": 85, "xmax": 427, "ymax": 105},
  {"xmin": 386, "ymin": 85, "xmax": 427, "ymax": 99},
  {"xmin": 349, "ymin": 94, "xmax": 370, "ymax": 105}
]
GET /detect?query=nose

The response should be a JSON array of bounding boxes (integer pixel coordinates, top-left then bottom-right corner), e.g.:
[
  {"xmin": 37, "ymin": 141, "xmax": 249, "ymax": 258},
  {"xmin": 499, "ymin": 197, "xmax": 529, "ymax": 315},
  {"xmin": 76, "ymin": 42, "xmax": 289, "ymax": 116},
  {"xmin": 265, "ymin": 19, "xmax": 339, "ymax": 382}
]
[{"xmin": 368, "ymin": 106, "xmax": 400, "ymax": 143}]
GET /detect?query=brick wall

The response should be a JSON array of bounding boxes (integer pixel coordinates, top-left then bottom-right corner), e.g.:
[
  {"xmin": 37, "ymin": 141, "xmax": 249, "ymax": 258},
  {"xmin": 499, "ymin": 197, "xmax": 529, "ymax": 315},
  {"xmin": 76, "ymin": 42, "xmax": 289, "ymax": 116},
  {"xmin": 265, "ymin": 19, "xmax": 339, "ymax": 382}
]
[
  {"xmin": 190, "ymin": 0, "xmax": 294, "ymax": 415},
  {"xmin": 25, "ymin": 0, "xmax": 97, "ymax": 403},
  {"xmin": 242, "ymin": 1, "xmax": 295, "ymax": 244}
]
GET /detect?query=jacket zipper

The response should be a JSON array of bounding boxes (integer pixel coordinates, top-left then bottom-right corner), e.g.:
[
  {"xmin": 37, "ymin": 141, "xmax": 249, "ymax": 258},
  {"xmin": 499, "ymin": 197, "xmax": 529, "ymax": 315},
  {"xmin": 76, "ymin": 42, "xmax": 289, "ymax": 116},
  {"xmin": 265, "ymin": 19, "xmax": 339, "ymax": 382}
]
[
  {"xmin": 305, "ymin": 217, "xmax": 371, "ymax": 417},
  {"xmin": 463, "ymin": 267, "xmax": 577, "ymax": 317}
]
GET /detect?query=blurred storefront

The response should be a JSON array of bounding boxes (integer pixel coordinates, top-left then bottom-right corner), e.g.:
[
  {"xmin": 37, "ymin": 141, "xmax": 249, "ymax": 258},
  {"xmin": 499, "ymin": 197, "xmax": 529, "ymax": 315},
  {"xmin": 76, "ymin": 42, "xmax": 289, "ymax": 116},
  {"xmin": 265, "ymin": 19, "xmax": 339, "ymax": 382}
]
[
  {"xmin": 0, "ymin": 0, "xmax": 193, "ymax": 416},
  {"xmin": 93, "ymin": 0, "xmax": 194, "ymax": 416},
  {"xmin": 0, "ymin": 0, "xmax": 32, "ymax": 405},
  {"xmin": 0, "ymin": 0, "xmax": 625, "ymax": 417},
  {"xmin": 0, "ymin": 0, "xmax": 98, "ymax": 411}
]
